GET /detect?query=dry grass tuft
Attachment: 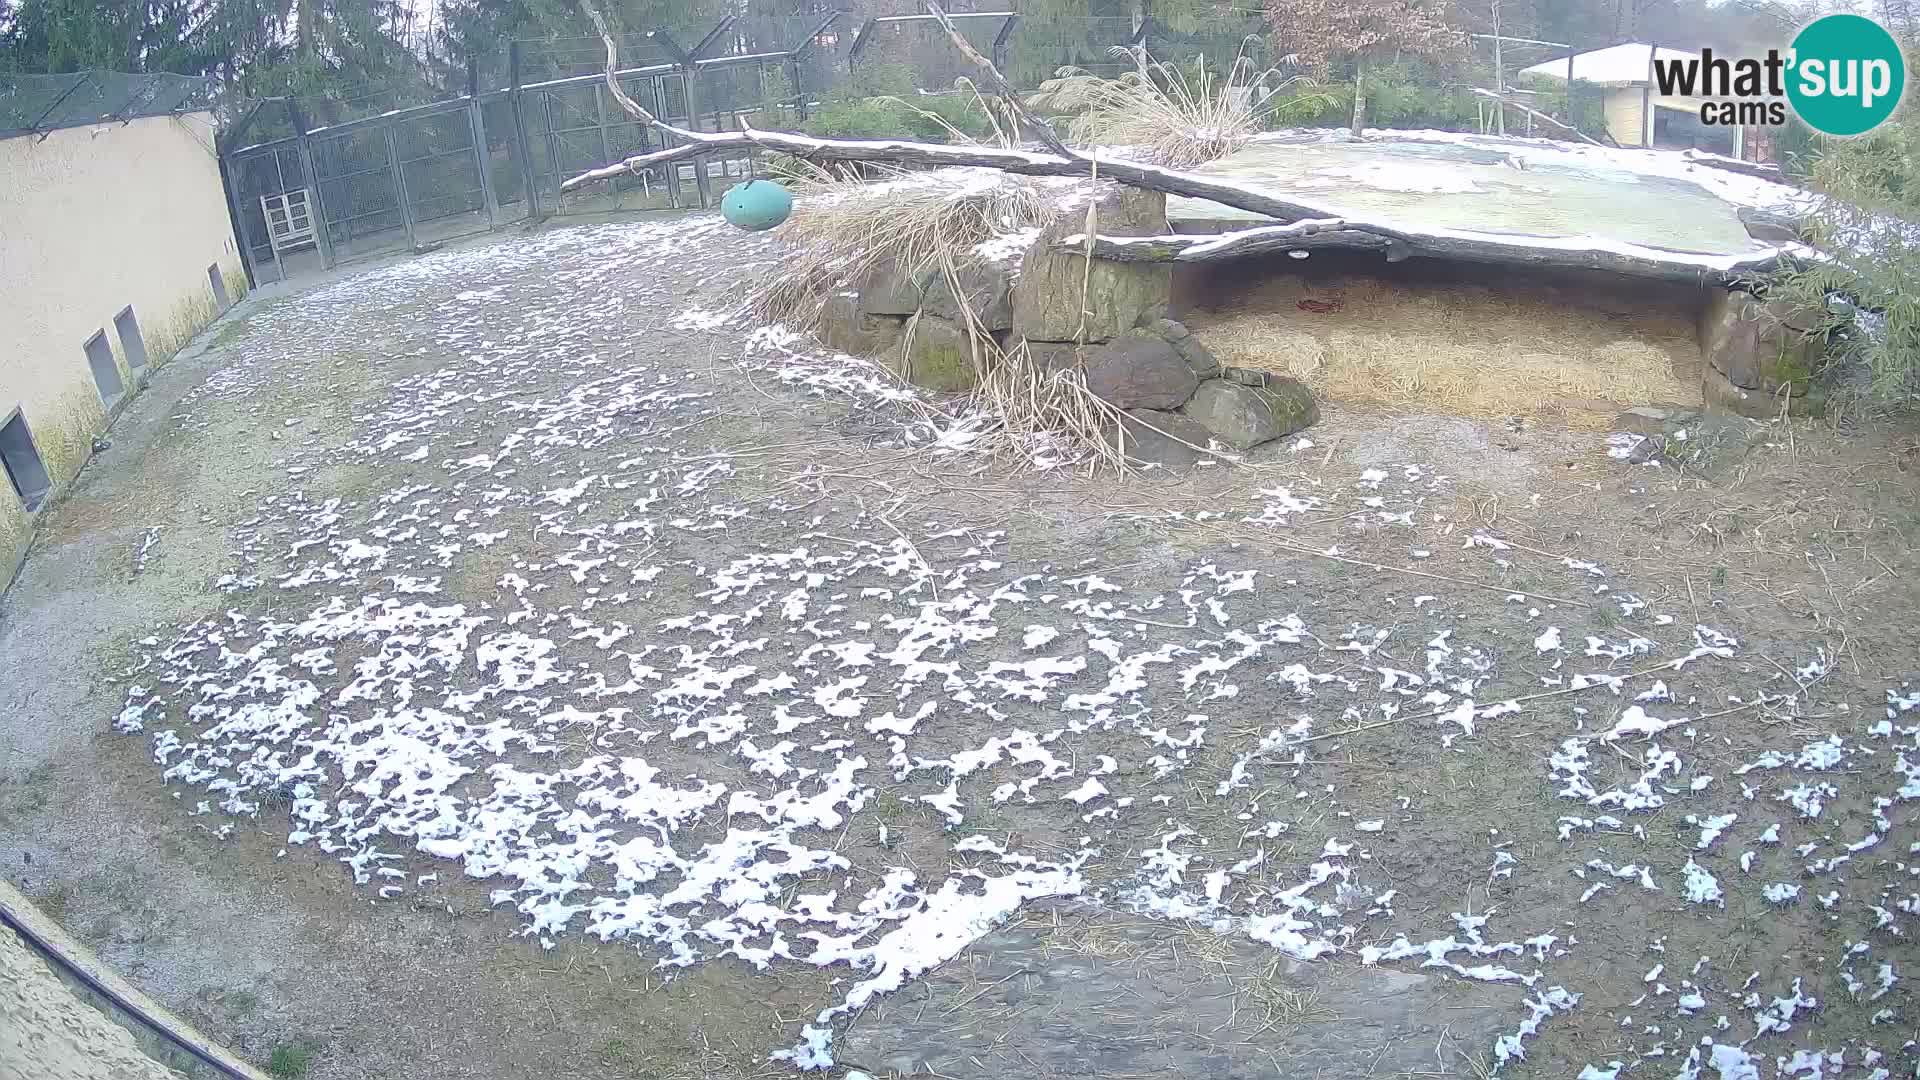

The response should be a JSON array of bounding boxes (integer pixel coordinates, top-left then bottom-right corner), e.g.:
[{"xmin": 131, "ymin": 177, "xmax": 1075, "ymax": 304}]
[
  {"xmin": 751, "ymin": 162, "xmax": 1053, "ymax": 331},
  {"xmin": 751, "ymin": 165, "xmax": 1145, "ymax": 474},
  {"xmin": 966, "ymin": 339, "xmax": 1135, "ymax": 472},
  {"xmin": 1186, "ymin": 272, "xmax": 1702, "ymax": 427},
  {"xmin": 1028, "ymin": 46, "xmax": 1324, "ymax": 168}
]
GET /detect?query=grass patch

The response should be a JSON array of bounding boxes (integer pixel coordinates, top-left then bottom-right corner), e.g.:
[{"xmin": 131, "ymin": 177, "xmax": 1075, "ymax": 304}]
[
  {"xmin": 266, "ymin": 1040, "xmax": 317, "ymax": 1079},
  {"xmin": 38, "ymin": 885, "xmax": 71, "ymax": 922},
  {"xmin": 209, "ymin": 319, "xmax": 252, "ymax": 351}
]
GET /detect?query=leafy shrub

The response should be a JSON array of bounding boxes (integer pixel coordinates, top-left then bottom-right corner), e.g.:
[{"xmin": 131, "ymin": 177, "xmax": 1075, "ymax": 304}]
[
  {"xmin": 1762, "ymin": 111, "xmax": 1920, "ymax": 404},
  {"xmin": 1259, "ymin": 59, "xmax": 1475, "ymax": 131},
  {"xmin": 795, "ymin": 62, "xmax": 995, "ymax": 143}
]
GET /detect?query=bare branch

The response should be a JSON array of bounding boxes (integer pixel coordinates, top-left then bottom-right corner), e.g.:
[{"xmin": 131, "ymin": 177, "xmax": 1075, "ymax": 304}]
[
  {"xmin": 922, "ymin": 0, "xmax": 1077, "ymax": 159},
  {"xmin": 581, "ymin": 0, "xmax": 727, "ymax": 150},
  {"xmin": 1467, "ymin": 89, "xmax": 1603, "ymax": 147}
]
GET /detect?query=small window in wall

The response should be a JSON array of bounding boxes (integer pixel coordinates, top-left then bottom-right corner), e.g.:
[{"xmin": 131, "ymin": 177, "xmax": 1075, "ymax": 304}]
[
  {"xmin": 84, "ymin": 330, "xmax": 124, "ymax": 407},
  {"xmin": 115, "ymin": 306, "xmax": 149, "ymax": 369},
  {"xmin": 208, "ymin": 263, "xmax": 229, "ymax": 308},
  {"xmin": 1, "ymin": 410, "xmax": 52, "ymax": 512}
]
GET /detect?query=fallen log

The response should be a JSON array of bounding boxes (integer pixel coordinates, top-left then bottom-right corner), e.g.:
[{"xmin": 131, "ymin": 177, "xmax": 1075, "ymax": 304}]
[{"xmin": 1061, "ymin": 219, "xmax": 1791, "ymax": 283}]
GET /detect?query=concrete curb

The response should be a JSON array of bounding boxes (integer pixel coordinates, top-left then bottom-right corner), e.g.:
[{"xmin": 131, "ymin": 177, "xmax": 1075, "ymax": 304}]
[{"xmin": 0, "ymin": 879, "xmax": 272, "ymax": 1080}]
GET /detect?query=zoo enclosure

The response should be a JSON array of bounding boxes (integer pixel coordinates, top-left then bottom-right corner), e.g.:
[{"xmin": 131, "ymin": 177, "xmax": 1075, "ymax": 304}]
[
  {"xmin": 217, "ymin": 8, "xmax": 1316, "ymax": 286},
  {"xmin": 217, "ymin": 8, "xmax": 1621, "ymax": 287}
]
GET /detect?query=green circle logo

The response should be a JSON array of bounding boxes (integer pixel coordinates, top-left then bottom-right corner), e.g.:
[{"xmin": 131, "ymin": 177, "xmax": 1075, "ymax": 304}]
[{"xmin": 1786, "ymin": 14, "xmax": 1906, "ymax": 136}]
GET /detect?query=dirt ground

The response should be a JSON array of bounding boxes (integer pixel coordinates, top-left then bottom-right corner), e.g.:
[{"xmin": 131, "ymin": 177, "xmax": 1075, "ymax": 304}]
[{"xmin": 1, "ymin": 213, "xmax": 1916, "ymax": 1080}]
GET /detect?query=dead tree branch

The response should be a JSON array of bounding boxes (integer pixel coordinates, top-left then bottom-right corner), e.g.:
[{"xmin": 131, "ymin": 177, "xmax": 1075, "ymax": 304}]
[
  {"xmin": 923, "ymin": 0, "xmax": 1076, "ymax": 159},
  {"xmin": 1467, "ymin": 89, "xmax": 1604, "ymax": 147}
]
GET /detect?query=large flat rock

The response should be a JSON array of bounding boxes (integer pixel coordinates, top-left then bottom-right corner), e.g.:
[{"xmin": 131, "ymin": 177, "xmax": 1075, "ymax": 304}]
[
  {"xmin": 837, "ymin": 899, "xmax": 1523, "ymax": 1078},
  {"xmin": 1167, "ymin": 134, "xmax": 1770, "ymax": 258}
]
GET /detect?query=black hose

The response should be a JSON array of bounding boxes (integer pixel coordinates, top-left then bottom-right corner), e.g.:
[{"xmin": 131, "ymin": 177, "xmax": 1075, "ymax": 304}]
[{"xmin": 0, "ymin": 901, "xmax": 261, "ymax": 1080}]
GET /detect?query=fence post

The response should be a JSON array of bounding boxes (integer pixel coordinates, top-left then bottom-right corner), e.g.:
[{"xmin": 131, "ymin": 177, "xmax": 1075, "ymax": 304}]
[
  {"xmin": 384, "ymin": 127, "xmax": 419, "ymax": 250},
  {"xmin": 286, "ymin": 98, "xmax": 336, "ymax": 269},
  {"xmin": 509, "ymin": 41, "xmax": 541, "ymax": 219},
  {"xmin": 214, "ymin": 151, "xmax": 260, "ymax": 291},
  {"xmin": 786, "ymin": 54, "xmax": 806, "ymax": 121},
  {"xmin": 541, "ymin": 92, "xmax": 564, "ymax": 210},
  {"xmin": 468, "ymin": 58, "xmax": 499, "ymax": 229},
  {"xmin": 1641, "ymin": 42, "xmax": 1655, "ymax": 147},
  {"xmin": 992, "ymin": 14, "xmax": 1020, "ymax": 74},
  {"xmin": 682, "ymin": 68, "xmax": 712, "ymax": 207},
  {"xmin": 1565, "ymin": 49, "xmax": 1576, "ymax": 134},
  {"xmin": 595, "ymin": 82, "xmax": 614, "ymax": 166}
]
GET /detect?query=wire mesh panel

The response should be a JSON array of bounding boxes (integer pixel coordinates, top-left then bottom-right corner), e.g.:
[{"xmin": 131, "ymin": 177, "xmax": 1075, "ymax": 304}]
[
  {"xmin": 479, "ymin": 96, "xmax": 534, "ymax": 220},
  {"xmin": 853, "ymin": 15, "xmax": 1013, "ymax": 92},
  {"xmin": 227, "ymin": 144, "xmax": 318, "ymax": 284},
  {"xmin": 0, "ymin": 71, "xmax": 220, "ymax": 137},
  {"xmin": 308, "ymin": 126, "xmax": 410, "ymax": 263},
  {"xmin": 391, "ymin": 106, "xmax": 492, "ymax": 246},
  {"xmin": 998, "ymin": 15, "xmax": 1137, "ymax": 84}
]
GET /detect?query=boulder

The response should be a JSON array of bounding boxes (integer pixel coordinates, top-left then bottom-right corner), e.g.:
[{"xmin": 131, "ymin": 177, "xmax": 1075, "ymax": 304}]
[
  {"xmin": 1181, "ymin": 377, "xmax": 1318, "ymax": 450},
  {"xmin": 1699, "ymin": 288, "xmax": 1825, "ymax": 399},
  {"xmin": 1022, "ymin": 340, "xmax": 1090, "ymax": 374},
  {"xmin": 1012, "ymin": 186, "xmax": 1173, "ymax": 343},
  {"xmin": 1111, "ymin": 409, "xmax": 1218, "ymax": 468},
  {"xmin": 1702, "ymin": 361, "xmax": 1823, "ymax": 418},
  {"xmin": 1139, "ymin": 318, "xmax": 1221, "ymax": 379},
  {"xmin": 1738, "ymin": 206, "xmax": 1805, "ymax": 245},
  {"xmin": 819, "ymin": 291, "xmax": 906, "ymax": 356},
  {"xmin": 1660, "ymin": 409, "xmax": 1764, "ymax": 479},
  {"xmin": 860, "ymin": 257, "xmax": 932, "ymax": 316},
  {"xmin": 921, "ymin": 262, "xmax": 1013, "ymax": 331},
  {"xmin": 889, "ymin": 315, "xmax": 980, "ymax": 393},
  {"xmin": 1171, "ymin": 336, "xmax": 1221, "ymax": 380},
  {"xmin": 1082, "ymin": 332, "xmax": 1199, "ymax": 410}
]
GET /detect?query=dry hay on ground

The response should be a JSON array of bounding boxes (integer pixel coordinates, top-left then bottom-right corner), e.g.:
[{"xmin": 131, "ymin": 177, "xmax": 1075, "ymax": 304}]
[{"xmin": 1181, "ymin": 265, "xmax": 1704, "ymax": 428}]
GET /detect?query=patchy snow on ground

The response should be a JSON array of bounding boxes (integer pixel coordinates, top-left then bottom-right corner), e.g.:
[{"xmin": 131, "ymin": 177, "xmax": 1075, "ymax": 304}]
[{"xmin": 110, "ymin": 215, "xmax": 1917, "ymax": 1076}]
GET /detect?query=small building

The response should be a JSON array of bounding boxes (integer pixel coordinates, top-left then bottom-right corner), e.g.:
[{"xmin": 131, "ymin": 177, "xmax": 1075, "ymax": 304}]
[
  {"xmin": 1520, "ymin": 43, "xmax": 1751, "ymax": 158},
  {"xmin": 0, "ymin": 72, "xmax": 245, "ymax": 585}
]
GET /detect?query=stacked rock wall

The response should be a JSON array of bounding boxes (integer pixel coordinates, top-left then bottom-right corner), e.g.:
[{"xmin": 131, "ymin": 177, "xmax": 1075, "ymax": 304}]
[{"xmin": 817, "ymin": 184, "xmax": 1319, "ymax": 466}]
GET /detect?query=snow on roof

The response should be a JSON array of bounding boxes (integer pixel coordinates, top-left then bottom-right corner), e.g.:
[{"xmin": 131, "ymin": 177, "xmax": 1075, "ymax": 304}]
[{"xmin": 1519, "ymin": 43, "xmax": 1698, "ymax": 87}]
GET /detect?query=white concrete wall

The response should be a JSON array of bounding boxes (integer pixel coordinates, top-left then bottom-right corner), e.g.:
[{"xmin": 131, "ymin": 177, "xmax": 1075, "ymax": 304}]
[{"xmin": 0, "ymin": 112, "xmax": 241, "ymax": 583}]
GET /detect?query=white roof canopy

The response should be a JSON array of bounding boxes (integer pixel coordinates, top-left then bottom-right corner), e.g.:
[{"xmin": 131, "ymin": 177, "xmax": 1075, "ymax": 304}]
[{"xmin": 1519, "ymin": 43, "xmax": 1697, "ymax": 87}]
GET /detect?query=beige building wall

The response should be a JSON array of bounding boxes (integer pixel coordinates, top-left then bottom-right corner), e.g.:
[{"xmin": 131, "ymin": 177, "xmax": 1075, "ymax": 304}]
[
  {"xmin": 1603, "ymin": 87, "xmax": 1650, "ymax": 146},
  {"xmin": 0, "ymin": 111, "xmax": 242, "ymax": 585},
  {"xmin": 1601, "ymin": 87, "xmax": 1732, "ymax": 149}
]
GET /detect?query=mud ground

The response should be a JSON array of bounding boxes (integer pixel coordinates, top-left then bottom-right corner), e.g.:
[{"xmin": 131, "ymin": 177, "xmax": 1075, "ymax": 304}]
[{"xmin": 1, "ymin": 213, "xmax": 1915, "ymax": 1080}]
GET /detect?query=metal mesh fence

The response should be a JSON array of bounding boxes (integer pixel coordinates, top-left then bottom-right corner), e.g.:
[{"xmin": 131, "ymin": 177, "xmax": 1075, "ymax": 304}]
[
  {"xmin": 221, "ymin": 9, "xmax": 1553, "ymax": 287},
  {"xmin": 0, "ymin": 70, "xmax": 221, "ymax": 138},
  {"xmin": 214, "ymin": 12, "xmax": 1221, "ymax": 285}
]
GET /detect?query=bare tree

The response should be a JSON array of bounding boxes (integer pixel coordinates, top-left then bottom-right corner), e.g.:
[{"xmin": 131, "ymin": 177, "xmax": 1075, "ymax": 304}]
[{"xmin": 1264, "ymin": 0, "xmax": 1467, "ymax": 134}]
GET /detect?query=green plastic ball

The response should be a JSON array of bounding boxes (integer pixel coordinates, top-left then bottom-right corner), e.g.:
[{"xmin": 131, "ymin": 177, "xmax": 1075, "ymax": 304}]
[{"xmin": 720, "ymin": 179, "xmax": 793, "ymax": 232}]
